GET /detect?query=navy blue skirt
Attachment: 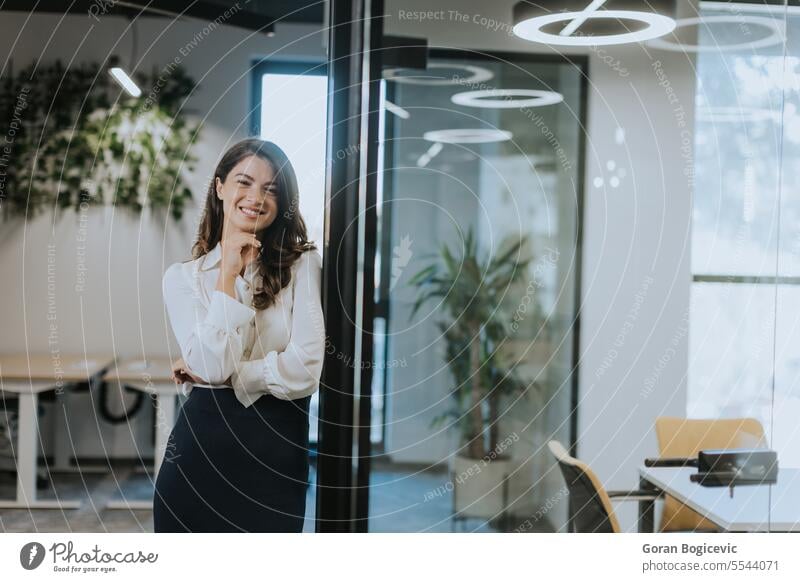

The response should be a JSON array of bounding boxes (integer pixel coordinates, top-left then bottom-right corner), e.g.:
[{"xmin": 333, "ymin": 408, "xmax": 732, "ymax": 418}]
[{"xmin": 152, "ymin": 386, "xmax": 310, "ymax": 532}]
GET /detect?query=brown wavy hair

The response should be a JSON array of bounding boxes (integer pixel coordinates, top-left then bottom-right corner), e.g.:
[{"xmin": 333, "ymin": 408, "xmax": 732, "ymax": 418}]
[{"xmin": 192, "ymin": 138, "xmax": 317, "ymax": 310}]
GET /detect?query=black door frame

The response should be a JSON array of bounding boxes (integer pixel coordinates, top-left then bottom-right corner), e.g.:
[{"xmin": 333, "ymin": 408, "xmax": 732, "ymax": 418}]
[{"xmin": 315, "ymin": 0, "xmax": 383, "ymax": 533}]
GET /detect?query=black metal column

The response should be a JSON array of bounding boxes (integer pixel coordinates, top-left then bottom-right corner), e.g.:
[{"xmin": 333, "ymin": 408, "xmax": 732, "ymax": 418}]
[{"xmin": 315, "ymin": 0, "xmax": 383, "ymax": 532}]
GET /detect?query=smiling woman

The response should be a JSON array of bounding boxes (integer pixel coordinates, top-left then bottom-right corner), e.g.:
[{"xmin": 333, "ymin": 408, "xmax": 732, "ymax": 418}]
[
  {"xmin": 192, "ymin": 139, "xmax": 316, "ymax": 311},
  {"xmin": 154, "ymin": 138, "xmax": 325, "ymax": 532}
]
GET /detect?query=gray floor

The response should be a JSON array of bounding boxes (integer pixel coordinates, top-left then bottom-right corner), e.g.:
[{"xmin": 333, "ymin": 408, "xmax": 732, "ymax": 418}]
[
  {"xmin": 0, "ymin": 460, "xmax": 553, "ymax": 533},
  {"xmin": 0, "ymin": 462, "xmax": 154, "ymax": 532}
]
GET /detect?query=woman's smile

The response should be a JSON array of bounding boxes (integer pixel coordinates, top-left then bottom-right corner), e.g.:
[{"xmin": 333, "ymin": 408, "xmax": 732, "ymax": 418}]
[{"xmin": 237, "ymin": 203, "xmax": 266, "ymax": 218}]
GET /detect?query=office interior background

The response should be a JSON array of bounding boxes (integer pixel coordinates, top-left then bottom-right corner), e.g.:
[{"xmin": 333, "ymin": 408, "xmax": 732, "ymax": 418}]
[{"xmin": 1, "ymin": 0, "xmax": 799, "ymax": 533}]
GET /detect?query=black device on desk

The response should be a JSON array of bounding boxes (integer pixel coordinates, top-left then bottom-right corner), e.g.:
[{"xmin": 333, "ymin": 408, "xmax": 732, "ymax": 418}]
[
  {"xmin": 691, "ymin": 448, "xmax": 778, "ymax": 486},
  {"xmin": 646, "ymin": 449, "xmax": 778, "ymax": 487}
]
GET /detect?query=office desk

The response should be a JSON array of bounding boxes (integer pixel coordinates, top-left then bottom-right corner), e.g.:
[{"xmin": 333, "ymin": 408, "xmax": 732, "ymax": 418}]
[
  {"xmin": 102, "ymin": 357, "xmax": 181, "ymax": 510},
  {"xmin": 0, "ymin": 353, "xmax": 115, "ymax": 509},
  {"xmin": 638, "ymin": 466, "xmax": 800, "ymax": 532}
]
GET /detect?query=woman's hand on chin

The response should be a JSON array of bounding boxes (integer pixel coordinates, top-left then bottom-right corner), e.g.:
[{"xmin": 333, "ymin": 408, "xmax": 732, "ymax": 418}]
[{"xmin": 219, "ymin": 231, "xmax": 261, "ymax": 280}]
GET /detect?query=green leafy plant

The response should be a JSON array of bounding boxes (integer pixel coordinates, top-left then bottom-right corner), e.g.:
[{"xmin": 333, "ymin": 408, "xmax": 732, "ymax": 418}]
[
  {"xmin": 408, "ymin": 227, "xmax": 540, "ymax": 460},
  {"xmin": 0, "ymin": 57, "xmax": 199, "ymax": 220}
]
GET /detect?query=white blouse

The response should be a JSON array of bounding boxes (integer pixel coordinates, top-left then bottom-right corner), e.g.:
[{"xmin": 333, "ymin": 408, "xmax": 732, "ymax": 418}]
[{"xmin": 162, "ymin": 242, "xmax": 325, "ymax": 408}]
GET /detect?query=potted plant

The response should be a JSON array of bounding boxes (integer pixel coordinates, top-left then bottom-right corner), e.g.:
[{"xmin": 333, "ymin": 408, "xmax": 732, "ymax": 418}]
[{"xmin": 407, "ymin": 227, "xmax": 539, "ymax": 525}]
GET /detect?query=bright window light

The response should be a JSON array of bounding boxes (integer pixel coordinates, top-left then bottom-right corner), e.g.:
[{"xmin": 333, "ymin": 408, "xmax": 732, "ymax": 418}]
[{"xmin": 259, "ymin": 72, "xmax": 328, "ymax": 252}]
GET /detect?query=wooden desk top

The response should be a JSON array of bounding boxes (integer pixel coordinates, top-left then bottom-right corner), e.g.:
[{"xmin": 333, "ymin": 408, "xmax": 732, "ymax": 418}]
[
  {"xmin": 0, "ymin": 353, "xmax": 115, "ymax": 382},
  {"xmin": 104, "ymin": 357, "xmax": 175, "ymax": 384}
]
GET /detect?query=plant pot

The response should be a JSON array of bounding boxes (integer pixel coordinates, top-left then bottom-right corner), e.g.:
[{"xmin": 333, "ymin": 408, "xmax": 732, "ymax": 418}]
[{"xmin": 452, "ymin": 453, "xmax": 512, "ymax": 520}]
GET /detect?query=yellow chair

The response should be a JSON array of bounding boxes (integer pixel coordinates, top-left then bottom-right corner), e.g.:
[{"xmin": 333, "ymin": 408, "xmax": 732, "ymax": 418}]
[
  {"xmin": 654, "ymin": 416, "xmax": 767, "ymax": 532},
  {"xmin": 548, "ymin": 440, "xmax": 659, "ymax": 533}
]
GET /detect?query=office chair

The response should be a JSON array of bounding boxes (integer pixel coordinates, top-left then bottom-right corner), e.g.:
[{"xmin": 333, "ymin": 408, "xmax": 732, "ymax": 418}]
[
  {"xmin": 548, "ymin": 440, "xmax": 659, "ymax": 533},
  {"xmin": 654, "ymin": 416, "xmax": 767, "ymax": 532}
]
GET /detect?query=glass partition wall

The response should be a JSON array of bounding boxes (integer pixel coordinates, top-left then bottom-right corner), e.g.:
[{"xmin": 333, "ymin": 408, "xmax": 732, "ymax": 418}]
[
  {"xmin": 367, "ymin": 51, "xmax": 585, "ymax": 531},
  {"xmin": 686, "ymin": 1, "xmax": 800, "ymax": 531},
  {"xmin": 320, "ymin": 0, "xmax": 800, "ymax": 532}
]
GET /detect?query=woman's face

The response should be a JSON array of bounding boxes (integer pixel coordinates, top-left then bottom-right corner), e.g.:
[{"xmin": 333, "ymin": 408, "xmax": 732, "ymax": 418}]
[{"xmin": 216, "ymin": 154, "xmax": 279, "ymax": 234}]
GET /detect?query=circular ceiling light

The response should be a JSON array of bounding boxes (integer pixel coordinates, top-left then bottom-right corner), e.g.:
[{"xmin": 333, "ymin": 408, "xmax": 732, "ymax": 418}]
[
  {"xmin": 423, "ymin": 129, "xmax": 513, "ymax": 144},
  {"xmin": 382, "ymin": 63, "xmax": 493, "ymax": 86},
  {"xmin": 645, "ymin": 15, "xmax": 783, "ymax": 53},
  {"xmin": 512, "ymin": 1, "xmax": 677, "ymax": 46},
  {"xmin": 451, "ymin": 89, "xmax": 564, "ymax": 109}
]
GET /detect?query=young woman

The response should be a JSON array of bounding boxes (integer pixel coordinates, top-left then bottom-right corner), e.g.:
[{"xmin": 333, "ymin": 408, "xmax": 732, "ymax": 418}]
[{"xmin": 154, "ymin": 138, "xmax": 325, "ymax": 532}]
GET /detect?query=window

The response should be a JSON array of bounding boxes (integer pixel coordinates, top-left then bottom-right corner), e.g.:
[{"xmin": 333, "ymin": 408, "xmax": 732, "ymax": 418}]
[{"xmin": 252, "ymin": 60, "xmax": 327, "ymax": 250}]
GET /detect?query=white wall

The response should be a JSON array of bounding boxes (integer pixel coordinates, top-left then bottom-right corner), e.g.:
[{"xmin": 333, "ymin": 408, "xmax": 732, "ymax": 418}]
[
  {"xmin": 576, "ymin": 37, "xmax": 696, "ymax": 531},
  {"xmin": 0, "ymin": 12, "xmax": 325, "ymax": 459}
]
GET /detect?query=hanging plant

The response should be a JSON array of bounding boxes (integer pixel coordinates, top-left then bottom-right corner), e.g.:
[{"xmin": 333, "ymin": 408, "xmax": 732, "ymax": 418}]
[{"xmin": 0, "ymin": 56, "xmax": 199, "ymax": 220}]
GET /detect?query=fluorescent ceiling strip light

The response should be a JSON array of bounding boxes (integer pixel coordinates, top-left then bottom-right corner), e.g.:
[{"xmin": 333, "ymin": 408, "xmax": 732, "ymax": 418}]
[
  {"xmin": 109, "ymin": 67, "xmax": 142, "ymax": 97},
  {"xmin": 384, "ymin": 100, "xmax": 410, "ymax": 119},
  {"xmin": 560, "ymin": 0, "xmax": 608, "ymax": 37},
  {"xmin": 416, "ymin": 142, "xmax": 443, "ymax": 168},
  {"xmin": 427, "ymin": 142, "xmax": 443, "ymax": 157}
]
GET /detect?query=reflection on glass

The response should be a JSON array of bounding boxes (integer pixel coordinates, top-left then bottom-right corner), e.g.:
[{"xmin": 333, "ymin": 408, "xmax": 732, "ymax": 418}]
[{"xmin": 690, "ymin": 10, "xmax": 785, "ymax": 277}]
